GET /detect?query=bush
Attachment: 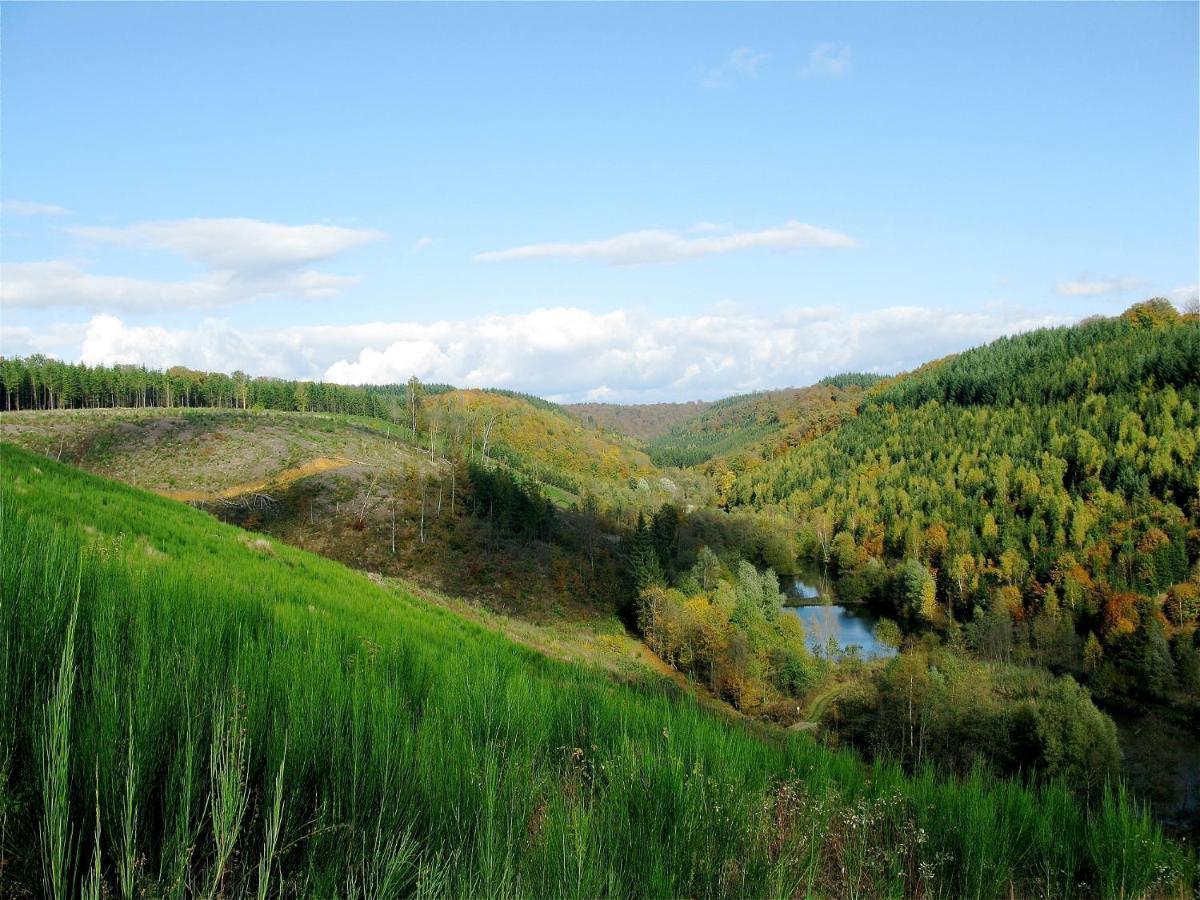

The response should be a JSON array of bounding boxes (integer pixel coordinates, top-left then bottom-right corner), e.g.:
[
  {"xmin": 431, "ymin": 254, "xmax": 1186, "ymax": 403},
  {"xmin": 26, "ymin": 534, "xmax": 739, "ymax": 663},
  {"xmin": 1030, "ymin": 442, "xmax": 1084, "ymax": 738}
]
[
  {"xmin": 833, "ymin": 648, "xmax": 1121, "ymax": 797},
  {"xmin": 1026, "ymin": 677, "xmax": 1121, "ymax": 798}
]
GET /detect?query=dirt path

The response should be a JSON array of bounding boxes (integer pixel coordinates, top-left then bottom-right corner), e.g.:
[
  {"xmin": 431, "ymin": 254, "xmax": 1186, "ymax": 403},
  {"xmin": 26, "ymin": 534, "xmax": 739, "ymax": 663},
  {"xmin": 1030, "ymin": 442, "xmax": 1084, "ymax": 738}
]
[
  {"xmin": 160, "ymin": 456, "xmax": 354, "ymax": 501},
  {"xmin": 802, "ymin": 680, "xmax": 853, "ymax": 722}
]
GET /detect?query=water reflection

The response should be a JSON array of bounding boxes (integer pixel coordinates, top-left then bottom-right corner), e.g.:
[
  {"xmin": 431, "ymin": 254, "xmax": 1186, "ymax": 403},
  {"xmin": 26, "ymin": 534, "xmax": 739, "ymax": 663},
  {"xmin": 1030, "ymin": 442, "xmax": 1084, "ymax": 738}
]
[{"xmin": 784, "ymin": 565, "xmax": 895, "ymax": 660}]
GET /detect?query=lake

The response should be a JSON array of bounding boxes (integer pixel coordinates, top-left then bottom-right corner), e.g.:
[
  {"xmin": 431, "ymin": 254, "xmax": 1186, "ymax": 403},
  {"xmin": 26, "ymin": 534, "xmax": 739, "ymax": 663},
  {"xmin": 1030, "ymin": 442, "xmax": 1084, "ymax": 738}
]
[{"xmin": 783, "ymin": 567, "xmax": 896, "ymax": 660}]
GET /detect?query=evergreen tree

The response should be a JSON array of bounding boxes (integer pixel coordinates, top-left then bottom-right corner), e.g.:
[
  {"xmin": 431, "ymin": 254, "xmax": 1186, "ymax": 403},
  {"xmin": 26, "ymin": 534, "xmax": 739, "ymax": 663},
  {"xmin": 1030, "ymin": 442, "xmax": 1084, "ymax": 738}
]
[{"xmin": 629, "ymin": 513, "xmax": 665, "ymax": 591}]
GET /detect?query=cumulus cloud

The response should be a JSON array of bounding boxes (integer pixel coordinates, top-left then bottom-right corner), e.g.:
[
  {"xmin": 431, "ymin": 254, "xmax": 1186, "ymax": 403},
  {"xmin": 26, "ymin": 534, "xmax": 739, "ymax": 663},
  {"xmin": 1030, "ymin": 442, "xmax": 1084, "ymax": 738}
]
[
  {"xmin": 1055, "ymin": 277, "xmax": 1142, "ymax": 297},
  {"xmin": 79, "ymin": 314, "xmax": 276, "ymax": 372},
  {"xmin": 475, "ymin": 220, "xmax": 858, "ymax": 266},
  {"xmin": 42, "ymin": 304, "xmax": 1070, "ymax": 403},
  {"xmin": 3, "ymin": 217, "xmax": 384, "ymax": 311},
  {"xmin": 800, "ymin": 43, "xmax": 851, "ymax": 79},
  {"xmin": 0, "ymin": 321, "xmax": 88, "ymax": 359},
  {"xmin": 410, "ymin": 236, "xmax": 435, "ymax": 253},
  {"xmin": 1, "ymin": 199, "xmax": 73, "ymax": 217},
  {"xmin": 698, "ymin": 47, "xmax": 768, "ymax": 89}
]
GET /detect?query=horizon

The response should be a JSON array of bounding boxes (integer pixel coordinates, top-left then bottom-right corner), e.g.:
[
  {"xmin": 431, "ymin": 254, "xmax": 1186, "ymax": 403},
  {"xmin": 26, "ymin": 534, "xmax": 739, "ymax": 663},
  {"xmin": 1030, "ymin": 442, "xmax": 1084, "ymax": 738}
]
[
  {"xmin": 0, "ymin": 298, "xmax": 1182, "ymax": 408},
  {"xmin": 2, "ymin": 2, "xmax": 1197, "ymax": 403}
]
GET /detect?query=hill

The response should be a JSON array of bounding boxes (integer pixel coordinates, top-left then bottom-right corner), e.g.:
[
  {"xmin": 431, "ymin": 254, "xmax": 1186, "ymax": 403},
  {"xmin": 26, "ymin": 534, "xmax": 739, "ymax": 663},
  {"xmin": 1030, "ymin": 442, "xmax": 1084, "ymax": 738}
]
[
  {"xmin": 424, "ymin": 388, "xmax": 687, "ymax": 510},
  {"xmin": 565, "ymin": 400, "xmax": 716, "ymax": 441},
  {"xmin": 0, "ymin": 359, "xmax": 679, "ymax": 512},
  {"xmin": 3, "ymin": 442, "xmax": 1193, "ymax": 897},
  {"xmin": 731, "ymin": 304, "xmax": 1200, "ymax": 719},
  {"xmin": 643, "ymin": 383, "xmax": 872, "ymax": 472},
  {"xmin": 0, "ymin": 406, "xmax": 639, "ymax": 620}
]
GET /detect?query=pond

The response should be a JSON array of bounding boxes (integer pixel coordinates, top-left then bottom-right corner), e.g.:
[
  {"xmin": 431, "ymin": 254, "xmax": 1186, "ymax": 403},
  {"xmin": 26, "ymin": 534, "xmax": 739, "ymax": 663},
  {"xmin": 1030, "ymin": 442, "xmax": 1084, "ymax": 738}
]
[
  {"xmin": 784, "ymin": 564, "xmax": 838, "ymax": 603},
  {"xmin": 783, "ymin": 566, "xmax": 896, "ymax": 660}
]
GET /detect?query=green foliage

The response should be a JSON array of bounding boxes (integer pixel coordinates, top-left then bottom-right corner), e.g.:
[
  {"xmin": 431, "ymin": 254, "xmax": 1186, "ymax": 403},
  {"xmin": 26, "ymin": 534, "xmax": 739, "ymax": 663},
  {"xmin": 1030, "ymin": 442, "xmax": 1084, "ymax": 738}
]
[
  {"xmin": 628, "ymin": 513, "xmax": 666, "ymax": 591},
  {"xmin": 651, "ymin": 503, "xmax": 680, "ymax": 577},
  {"xmin": 0, "ymin": 358, "xmax": 669, "ymax": 522},
  {"xmin": 1030, "ymin": 677, "xmax": 1122, "ymax": 797},
  {"xmin": 863, "ymin": 312, "xmax": 1196, "ymax": 409},
  {"xmin": 897, "ymin": 558, "xmax": 938, "ymax": 623},
  {"xmin": 818, "ymin": 372, "xmax": 887, "ymax": 389},
  {"xmin": 426, "ymin": 388, "xmax": 665, "ymax": 507},
  {"xmin": 467, "ymin": 462, "xmax": 557, "ymax": 542},
  {"xmin": 691, "ymin": 545, "xmax": 722, "ymax": 591},
  {"xmin": 648, "ymin": 421, "xmax": 780, "ymax": 468},
  {"xmin": 874, "ymin": 618, "xmax": 902, "ymax": 650},
  {"xmin": 475, "ymin": 387, "xmax": 565, "ymax": 414},
  {"xmin": 1175, "ymin": 636, "xmax": 1200, "ymax": 695},
  {"xmin": 637, "ymin": 562, "xmax": 814, "ymax": 711},
  {"xmin": 834, "ymin": 649, "xmax": 1122, "ymax": 798}
]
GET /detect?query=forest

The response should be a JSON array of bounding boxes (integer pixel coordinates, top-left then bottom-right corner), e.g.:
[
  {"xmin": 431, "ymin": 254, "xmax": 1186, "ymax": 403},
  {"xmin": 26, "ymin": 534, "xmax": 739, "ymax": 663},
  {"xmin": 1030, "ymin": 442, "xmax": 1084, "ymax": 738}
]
[
  {"xmin": 641, "ymin": 384, "xmax": 865, "ymax": 470},
  {"xmin": 729, "ymin": 302, "xmax": 1199, "ymax": 714}
]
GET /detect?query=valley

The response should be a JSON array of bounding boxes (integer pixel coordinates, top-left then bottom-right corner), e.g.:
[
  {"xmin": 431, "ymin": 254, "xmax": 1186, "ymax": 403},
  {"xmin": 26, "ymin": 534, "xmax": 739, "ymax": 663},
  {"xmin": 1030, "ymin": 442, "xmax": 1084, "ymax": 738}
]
[{"xmin": 2, "ymin": 301, "xmax": 1198, "ymax": 895}]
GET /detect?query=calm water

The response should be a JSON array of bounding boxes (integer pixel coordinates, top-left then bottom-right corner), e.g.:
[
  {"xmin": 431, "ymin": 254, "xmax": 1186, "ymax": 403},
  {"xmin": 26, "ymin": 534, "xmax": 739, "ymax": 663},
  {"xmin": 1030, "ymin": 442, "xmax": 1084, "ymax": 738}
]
[
  {"xmin": 784, "ymin": 564, "xmax": 837, "ymax": 603},
  {"xmin": 784, "ymin": 566, "xmax": 896, "ymax": 660}
]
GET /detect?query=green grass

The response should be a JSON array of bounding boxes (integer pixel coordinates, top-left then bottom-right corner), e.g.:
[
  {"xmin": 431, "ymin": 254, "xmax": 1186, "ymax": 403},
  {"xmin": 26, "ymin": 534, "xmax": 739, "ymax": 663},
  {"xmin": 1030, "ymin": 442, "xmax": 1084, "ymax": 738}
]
[{"xmin": 1, "ymin": 442, "xmax": 1194, "ymax": 897}]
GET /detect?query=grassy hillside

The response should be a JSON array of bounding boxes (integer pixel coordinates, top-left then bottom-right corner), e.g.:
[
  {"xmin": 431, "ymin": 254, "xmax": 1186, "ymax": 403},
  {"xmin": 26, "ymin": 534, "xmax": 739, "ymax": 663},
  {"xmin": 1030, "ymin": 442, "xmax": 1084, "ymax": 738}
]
[
  {"xmin": 0, "ymin": 407, "xmax": 638, "ymax": 621},
  {"xmin": 0, "ymin": 357, "xmax": 687, "ymax": 515},
  {"xmin": 3, "ymin": 442, "xmax": 1195, "ymax": 897},
  {"xmin": 0, "ymin": 407, "xmax": 421, "ymax": 498}
]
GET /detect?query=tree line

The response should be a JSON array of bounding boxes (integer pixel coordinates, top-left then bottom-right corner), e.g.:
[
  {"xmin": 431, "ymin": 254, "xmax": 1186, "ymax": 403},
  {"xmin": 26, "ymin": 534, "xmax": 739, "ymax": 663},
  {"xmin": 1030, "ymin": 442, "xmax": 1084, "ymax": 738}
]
[{"xmin": 0, "ymin": 355, "xmax": 458, "ymax": 419}]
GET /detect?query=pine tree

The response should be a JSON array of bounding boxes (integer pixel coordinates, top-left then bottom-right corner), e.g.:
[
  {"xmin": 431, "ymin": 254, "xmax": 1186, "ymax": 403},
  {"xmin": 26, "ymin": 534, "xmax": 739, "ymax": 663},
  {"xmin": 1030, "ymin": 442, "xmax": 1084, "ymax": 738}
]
[{"xmin": 629, "ymin": 513, "xmax": 665, "ymax": 591}]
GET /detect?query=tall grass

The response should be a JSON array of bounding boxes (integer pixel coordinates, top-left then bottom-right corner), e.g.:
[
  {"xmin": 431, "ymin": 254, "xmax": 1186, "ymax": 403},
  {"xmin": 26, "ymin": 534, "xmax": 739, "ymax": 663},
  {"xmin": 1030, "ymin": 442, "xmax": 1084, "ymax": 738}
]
[
  {"xmin": 1, "ymin": 442, "xmax": 1195, "ymax": 897},
  {"xmin": 38, "ymin": 591, "xmax": 77, "ymax": 900}
]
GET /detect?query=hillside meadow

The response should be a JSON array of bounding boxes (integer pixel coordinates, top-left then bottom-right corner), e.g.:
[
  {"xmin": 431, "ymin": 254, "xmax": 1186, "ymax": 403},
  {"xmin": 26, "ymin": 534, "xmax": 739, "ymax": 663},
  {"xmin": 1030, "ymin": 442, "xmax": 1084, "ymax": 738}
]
[{"xmin": 2, "ymin": 443, "xmax": 1196, "ymax": 897}]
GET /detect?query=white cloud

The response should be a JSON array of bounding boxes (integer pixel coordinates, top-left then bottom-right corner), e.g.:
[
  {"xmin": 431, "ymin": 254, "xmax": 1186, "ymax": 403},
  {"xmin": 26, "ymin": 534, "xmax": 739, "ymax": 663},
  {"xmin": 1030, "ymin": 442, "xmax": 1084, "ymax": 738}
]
[
  {"xmin": 3, "ymin": 217, "xmax": 384, "ymax": 312},
  {"xmin": 0, "ymin": 321, "xmax": 88, "ymax": 359},
  {"xmin": 699, "ymin": 47, "xmax": 768, "ymax": 89},
  {"xmin": 410, "ymin": 236, "xmax": 434, "ymax": 253},
  {"xmin": 800, "ymin": 43, "xmax": 851, "ymax": 79},
  {"xmin": 79, "ymin": 314, "xmax": 281, "ymax": 373},
  {"xmin": 1055, "ymin": 277, "xmax": 1141, "ymax": 297},
  {"xmin": 475, "ymin": 220, "xmax": 858, "ymax": 266},
  {"xmin": 0, "ymin": 260, "xmax": 358, "ymax": 312},
  {"xmin": 39, "ymin": 304, "xmax": 1070, "ymax": 403},
  {"xmin": 1168, "ymin": 283, "xmax": 1198, "ymax": 306},
  {"xmin": 72, "ymin": 218, "xmax": 384, "ymax": 273},
  {"xmin": 2, "ymin": 199, "xmax": 73, "ymax": 217}
]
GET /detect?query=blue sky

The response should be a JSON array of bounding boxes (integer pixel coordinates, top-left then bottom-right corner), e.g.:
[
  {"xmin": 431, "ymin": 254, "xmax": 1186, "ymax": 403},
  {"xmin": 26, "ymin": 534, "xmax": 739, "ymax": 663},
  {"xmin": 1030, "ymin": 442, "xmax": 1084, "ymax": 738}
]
[{"xmin": 2, "ymin": 1, "xmax": 1196, "ymax": 401}]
